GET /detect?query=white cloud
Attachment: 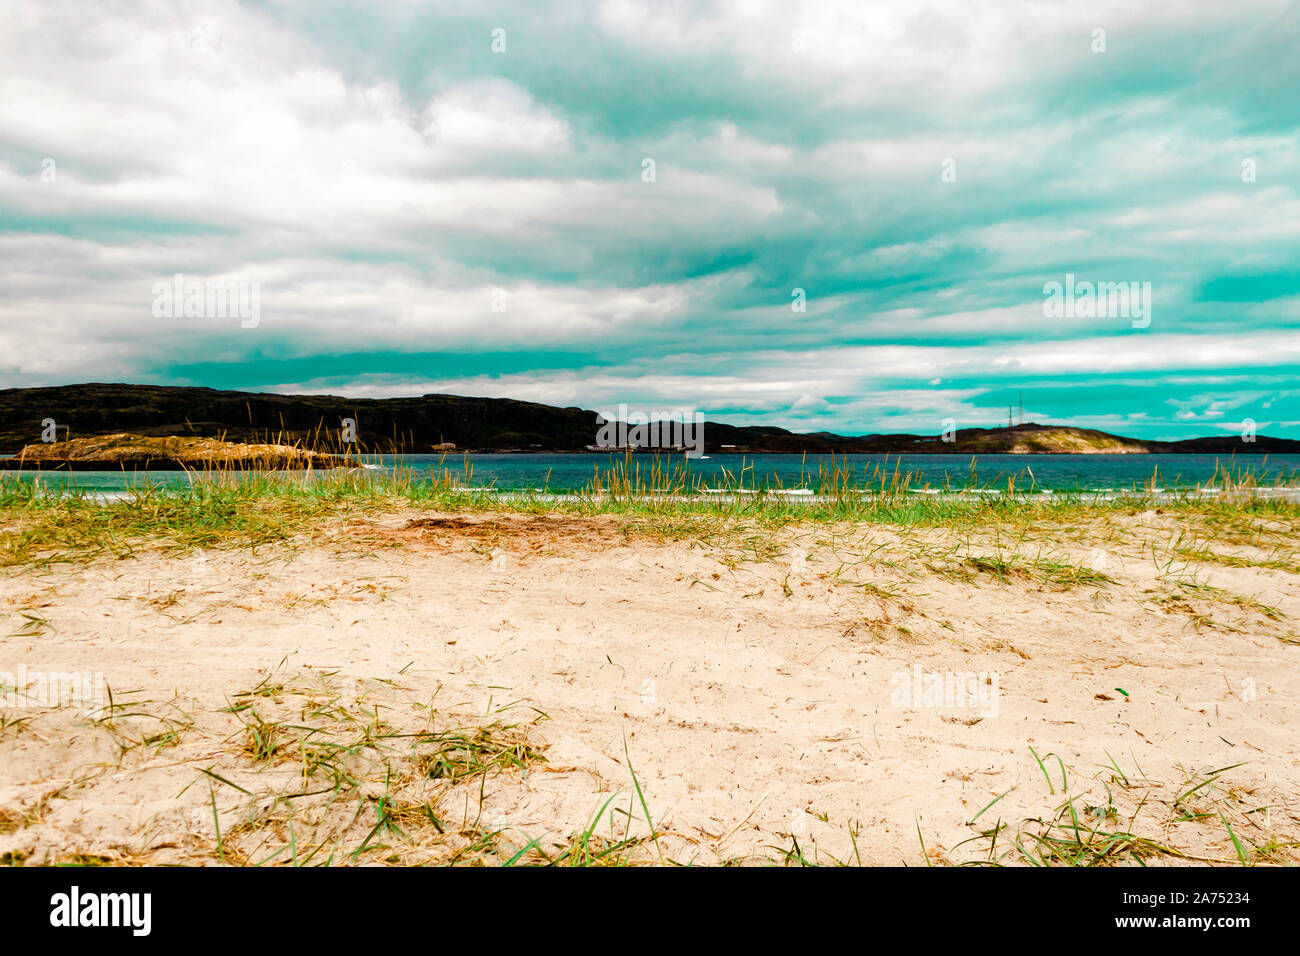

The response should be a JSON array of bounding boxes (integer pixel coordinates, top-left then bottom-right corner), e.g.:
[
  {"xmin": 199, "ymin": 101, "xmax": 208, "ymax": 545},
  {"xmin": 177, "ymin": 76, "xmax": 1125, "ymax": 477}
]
[{"xmin": 0, "ymin": 0, "xmax": 1297, "ymax": 440}]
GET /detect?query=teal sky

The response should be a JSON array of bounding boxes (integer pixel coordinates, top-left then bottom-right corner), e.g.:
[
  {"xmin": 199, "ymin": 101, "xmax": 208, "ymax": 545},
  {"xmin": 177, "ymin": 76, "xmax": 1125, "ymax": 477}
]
[{"xmin": 2, "ymin": 1, "xmax": 1298, "ymax": 439}]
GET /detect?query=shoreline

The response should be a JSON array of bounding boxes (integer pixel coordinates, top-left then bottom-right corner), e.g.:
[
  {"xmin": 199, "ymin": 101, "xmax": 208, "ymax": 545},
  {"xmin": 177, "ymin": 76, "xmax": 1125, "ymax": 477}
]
[
  {"xmin": 7, "ymin": 487, "xmax": 1300, "ymax": 507},
  {"xmin": 3, "ymin": 450, "xmax": 1299, "ymax": 503}
]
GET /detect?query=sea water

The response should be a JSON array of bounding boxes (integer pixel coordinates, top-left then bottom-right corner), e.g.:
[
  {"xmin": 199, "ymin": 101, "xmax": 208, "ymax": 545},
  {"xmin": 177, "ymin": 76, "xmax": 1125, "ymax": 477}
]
[{"xmin": 3, "ymin": 453, "xmax": 1298, "ymax": 495}]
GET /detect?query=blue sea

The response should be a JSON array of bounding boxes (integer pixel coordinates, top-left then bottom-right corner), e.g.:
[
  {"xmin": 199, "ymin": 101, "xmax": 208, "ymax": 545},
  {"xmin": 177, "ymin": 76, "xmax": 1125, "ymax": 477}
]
[{"xmin": 3, "ymin": 452, "xmax": 1299, "ymax": 495}]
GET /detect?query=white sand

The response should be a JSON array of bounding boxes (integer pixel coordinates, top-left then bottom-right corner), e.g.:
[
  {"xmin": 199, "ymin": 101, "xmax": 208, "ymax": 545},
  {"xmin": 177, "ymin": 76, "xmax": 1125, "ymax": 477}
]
[{"xmin": 2, "ymin": 509, "xmax": 1297, "ymax": 865}]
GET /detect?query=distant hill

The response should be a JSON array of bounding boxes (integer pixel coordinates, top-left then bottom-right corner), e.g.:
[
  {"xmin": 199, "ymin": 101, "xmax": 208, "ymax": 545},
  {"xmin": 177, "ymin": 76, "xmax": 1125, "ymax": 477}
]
[
  {"xmin": 0, "ymin": 383, "xmax": 596, "ymax": 454},
  {"xmin": 1, "ymin": 383, "xmax": 1297, "ymax": 455}
]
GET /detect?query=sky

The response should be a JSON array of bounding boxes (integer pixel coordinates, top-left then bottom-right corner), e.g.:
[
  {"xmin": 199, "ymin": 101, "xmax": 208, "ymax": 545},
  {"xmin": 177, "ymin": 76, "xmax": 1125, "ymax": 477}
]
[{"xmin": 1, "ymin": 0, "xmax": 1298, "ymax": 440}]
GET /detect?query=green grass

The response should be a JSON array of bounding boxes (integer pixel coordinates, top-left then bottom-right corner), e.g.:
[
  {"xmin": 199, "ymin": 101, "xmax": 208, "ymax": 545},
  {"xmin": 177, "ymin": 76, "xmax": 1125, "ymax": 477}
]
[
  {"xmin": 2, "ymin": 457, "xmax": 1298, "ymax": 569},
  {"xmin": 950, "ymin": 753, "xmax": 1300, "ymax": 867}
]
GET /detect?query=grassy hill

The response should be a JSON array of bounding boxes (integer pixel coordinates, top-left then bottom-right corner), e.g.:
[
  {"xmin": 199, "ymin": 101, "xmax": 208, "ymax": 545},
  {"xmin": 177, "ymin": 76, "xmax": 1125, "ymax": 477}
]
[{"xmin": 1, "ymin": 383, "xmax": 1296, "ymax": 455}]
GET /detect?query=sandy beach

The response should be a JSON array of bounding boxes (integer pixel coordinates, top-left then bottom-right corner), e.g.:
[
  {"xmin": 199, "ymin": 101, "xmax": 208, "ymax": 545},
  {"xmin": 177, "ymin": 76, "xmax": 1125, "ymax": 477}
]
[{"xmin": 2, "ymin": 502, "xmax": 1298, "ymax": 866}]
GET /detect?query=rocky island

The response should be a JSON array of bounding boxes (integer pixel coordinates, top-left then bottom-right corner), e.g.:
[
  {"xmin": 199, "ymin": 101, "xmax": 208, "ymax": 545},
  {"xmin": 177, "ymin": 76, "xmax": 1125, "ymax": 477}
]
[{"xmin": 1, "ymin": 433, "xmax": 355, "ymax": 470}]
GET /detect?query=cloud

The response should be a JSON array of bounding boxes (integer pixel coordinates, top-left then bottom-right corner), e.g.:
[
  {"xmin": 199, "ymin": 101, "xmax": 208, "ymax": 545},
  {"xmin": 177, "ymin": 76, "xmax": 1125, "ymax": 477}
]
[{"xmin": 0, "ymin": 0, "xmax": 1297, "ymax": 439}]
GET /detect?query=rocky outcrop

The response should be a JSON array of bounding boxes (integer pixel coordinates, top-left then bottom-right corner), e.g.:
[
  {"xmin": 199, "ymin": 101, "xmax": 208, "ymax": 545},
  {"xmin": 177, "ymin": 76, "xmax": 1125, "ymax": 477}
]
[{"xmin": 2, "ymin": 433, "xmax": 354, "ymax": 470}]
